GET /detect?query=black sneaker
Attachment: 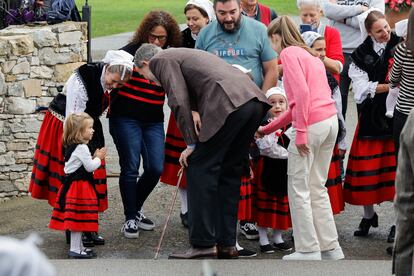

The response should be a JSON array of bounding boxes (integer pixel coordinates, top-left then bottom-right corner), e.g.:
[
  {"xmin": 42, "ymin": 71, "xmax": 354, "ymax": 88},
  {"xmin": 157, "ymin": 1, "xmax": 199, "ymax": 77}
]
[
  {"xmin": 238, "ymin": 248, "xmax": 257, "ymax": 258},
  {"xmin": 136, "ymin": 210, "xmax": 155, "ymax": 231},
  {"xmin": 239, "ymin": 222, "xmax": 259, "ymax": 240},
  {"xmin": 273, "ymin": 242, "xmax": 293, "ymax": 251},
  {"xmin": 260, "ymin": 244, "xmax": 275, "ymax": 254},
  {"xmin": 387, "ymin": 225, "xmax": 395, "ymax": 243},
  {"xmin": 68, "ymin": 249, "xmax": 96, "ymax": 259},
  {"xmin": 121, "ymin": 219, "xmax": 139, "ymax": 239}
]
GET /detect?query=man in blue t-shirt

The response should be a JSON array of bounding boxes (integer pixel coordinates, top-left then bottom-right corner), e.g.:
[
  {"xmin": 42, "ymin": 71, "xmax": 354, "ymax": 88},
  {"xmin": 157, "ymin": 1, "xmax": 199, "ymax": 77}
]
[
  {"xmin": 195, "ymin": 0, "xmax": 278, "ymax": 258},
  {"xmin": 196, "ymin": 0, "xmax": 277, "ymax": 92}
]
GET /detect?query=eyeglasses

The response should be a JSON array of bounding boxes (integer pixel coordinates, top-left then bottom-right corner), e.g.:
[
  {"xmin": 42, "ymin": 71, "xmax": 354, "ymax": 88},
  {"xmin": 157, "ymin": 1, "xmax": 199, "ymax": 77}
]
[{"xmin": 148, "ymin": 33, "xmax": 168, "ymax": 42}]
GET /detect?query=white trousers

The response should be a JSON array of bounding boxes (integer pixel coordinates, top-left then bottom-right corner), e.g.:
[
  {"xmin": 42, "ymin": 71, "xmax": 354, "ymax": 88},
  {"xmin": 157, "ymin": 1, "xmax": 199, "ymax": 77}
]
[{"xmin": 287, "ymin": 115, "xmax": 340, "ymax": 252}]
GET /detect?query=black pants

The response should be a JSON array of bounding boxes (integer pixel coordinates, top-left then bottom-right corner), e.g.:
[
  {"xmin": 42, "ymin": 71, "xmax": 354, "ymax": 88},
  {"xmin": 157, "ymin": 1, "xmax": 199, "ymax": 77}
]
[
  {"xmin": 339, "ymin": 53, "xmax": 352, "ymax": 120},
  {"xmin": 186, "ymin": 99, "xmax": 266, "ymax": 247},
  {"xmin": 393, "ymin": 108, "xmax": 409, "ymax": 162}
]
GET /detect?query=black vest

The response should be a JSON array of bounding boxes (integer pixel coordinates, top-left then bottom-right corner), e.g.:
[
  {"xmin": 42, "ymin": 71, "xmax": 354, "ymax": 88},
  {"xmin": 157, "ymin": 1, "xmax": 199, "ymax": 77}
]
[{"xmin": 351, "ymin": 33, "xmax": 400, "ymax": 139}]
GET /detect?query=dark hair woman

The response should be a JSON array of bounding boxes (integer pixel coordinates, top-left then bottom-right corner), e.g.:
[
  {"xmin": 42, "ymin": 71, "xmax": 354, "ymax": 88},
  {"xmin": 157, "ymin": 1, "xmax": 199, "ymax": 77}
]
[{"xmin": 109, "ymin": 10, "xmax": 182, "ymax": 238}]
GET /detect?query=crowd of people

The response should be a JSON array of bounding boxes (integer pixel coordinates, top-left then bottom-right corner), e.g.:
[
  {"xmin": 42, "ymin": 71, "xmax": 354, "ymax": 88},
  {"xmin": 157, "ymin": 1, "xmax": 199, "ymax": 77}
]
[{"xmin": 25, "ymin": 0, "xmax": 414, "ymax": 273}]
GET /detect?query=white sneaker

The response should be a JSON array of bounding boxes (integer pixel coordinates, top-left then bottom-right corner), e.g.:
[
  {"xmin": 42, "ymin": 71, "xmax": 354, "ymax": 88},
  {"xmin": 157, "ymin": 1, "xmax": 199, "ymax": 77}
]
[
  {"xmin": 321, "ymin": 247, "xmax": 345, "ymax": 260},
  {"xmin": 282, "ymin": 251, "xmax": 321, "ymax": 261}
]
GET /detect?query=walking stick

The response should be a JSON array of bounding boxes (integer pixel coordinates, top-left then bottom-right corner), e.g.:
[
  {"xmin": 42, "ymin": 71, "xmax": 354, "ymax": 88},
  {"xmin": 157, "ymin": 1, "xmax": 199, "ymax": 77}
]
[{"xmin": 154, "ymin": 167, "xmax": 184, "ymax": 260}]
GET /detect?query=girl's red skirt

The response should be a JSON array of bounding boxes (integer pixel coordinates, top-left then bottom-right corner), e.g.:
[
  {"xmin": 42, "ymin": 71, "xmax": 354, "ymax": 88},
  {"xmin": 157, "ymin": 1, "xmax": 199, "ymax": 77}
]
[{"xmin": 326, "ymin": 144, "xmax": 345, "ymax": 215}]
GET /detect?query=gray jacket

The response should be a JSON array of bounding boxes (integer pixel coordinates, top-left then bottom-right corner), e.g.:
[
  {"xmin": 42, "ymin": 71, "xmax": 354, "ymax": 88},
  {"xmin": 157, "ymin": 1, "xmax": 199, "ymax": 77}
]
[
  {"xmin": 394, "ymin": 110, "xmax": 414, "ymax": 276},
  {"xmin": 322, "ymin": 0, "xmax": 384, "ymax": 53},
  {"xmin": 149, "ymin": 48, "xmax": 269, "ymax": 145}
]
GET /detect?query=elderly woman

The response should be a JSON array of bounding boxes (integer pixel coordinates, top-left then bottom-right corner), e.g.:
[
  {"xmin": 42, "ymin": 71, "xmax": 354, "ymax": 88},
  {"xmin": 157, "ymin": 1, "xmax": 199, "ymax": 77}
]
[
  {"xmin": 297, "ymin": 0, "xmax": 344, "ymax": 82},
  {"xmin": 344, "ymin": 10, "xmax": 399, "ymax": 241},
  {"xmin": 109, "ymin": 11, "xmax": 182, "ymax": 239},
  {"xmin": 29, "ymin": 50, "xmax": 134, "ymax": 248},
  {"xmin": 259, "ymin": 16, "xmax": 342, "ymax": 261}
]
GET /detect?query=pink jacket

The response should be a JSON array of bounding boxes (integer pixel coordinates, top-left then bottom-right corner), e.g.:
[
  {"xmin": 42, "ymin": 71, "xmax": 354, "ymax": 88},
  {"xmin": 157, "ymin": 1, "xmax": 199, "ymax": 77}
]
[{"xmin": 262, "ymin": 46, "xmax": 336, "ymax": 145}]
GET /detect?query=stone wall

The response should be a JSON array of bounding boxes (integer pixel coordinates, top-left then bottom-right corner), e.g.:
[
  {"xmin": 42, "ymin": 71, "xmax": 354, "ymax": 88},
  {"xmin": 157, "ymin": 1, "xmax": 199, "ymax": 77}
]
[{"xmin": 0, "ymin": 22, "xmax": 87, "ymax": 201}]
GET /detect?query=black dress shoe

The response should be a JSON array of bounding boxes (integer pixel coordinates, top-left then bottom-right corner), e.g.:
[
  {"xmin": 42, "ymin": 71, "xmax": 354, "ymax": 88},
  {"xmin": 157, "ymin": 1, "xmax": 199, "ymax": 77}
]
[
  {"xmin": 217, "ymin": 246, "xmax": 239, "ymax": 259},
  {"xmin": 354, "ymin": 213, "xmax": 378, "ymax": 236},
  {"xmin": 180, "ymin": 212, "xmax": 188, "ymax": 228},
  {"xmin": 68, "ymin": 249, "xmax": 96, "ymax": 259},
  {"xmin": 387, "ymin": 225, "xmax": 395, "ymax": 243},
  {"xmin": 169, "ymin": 246, "xmax": 217, "ymax": 259},
  {"xmin": 82, "ymin": 232, "xmax": 105, "ymax": 247}
]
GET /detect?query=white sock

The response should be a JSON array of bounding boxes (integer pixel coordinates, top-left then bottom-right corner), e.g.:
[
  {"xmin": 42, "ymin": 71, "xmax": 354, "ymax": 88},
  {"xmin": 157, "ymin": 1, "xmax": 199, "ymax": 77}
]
[
  {"xmin": 363, "ymin": 205, "xmax": 375, "ymax": 219},
  {"xmin": 257, "ymin": 226, "xmax": 270, "ymax": 246},
  {"xmin": 70, "ymin": 231, "xmax": 83, "ymax": 253},
  {"xmin": 271, "ymin": 229, "xmax": 284, "ymax": 244},
  {"xmin": 179, "ymin": 188, "xmax": 188, "ymax": 214},
  {"xmin": 235, "ymin": 240, "xmax": 243, "ymax": 251}
]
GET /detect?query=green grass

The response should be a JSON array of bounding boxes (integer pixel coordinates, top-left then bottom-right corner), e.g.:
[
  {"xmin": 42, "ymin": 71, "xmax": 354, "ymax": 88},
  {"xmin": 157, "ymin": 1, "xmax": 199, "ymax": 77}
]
[{"xmin": 75, "ymin": 0, "xmax": 298, "ymax": 38}]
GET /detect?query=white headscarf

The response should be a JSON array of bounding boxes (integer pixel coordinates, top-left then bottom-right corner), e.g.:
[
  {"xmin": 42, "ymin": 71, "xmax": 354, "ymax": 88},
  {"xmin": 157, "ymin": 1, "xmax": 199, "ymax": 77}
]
[
  {"xmin": 102, "ymin": 50, "xmax": 134, "ymax": 80},
  {"xmin": 301, "ymin": 31, "xmax": 322, "ymax": 48},
  {"xmin": 395, "ymin": 19, "xmax": 408, "ymax": 38},
  {"xmin": 0, "ymin": 234, "xmax": 55, "ymax": 276},
  {"xmin": 185, "ymin": 0, "xmax": 216, "ymax": 22},
  {"xmin": 265, "ymin": 87, "xmax": 287, "ymax": 101},
  {"xmin": 357, "ymin": 8, "xmax": 384, "ymax": 42}
]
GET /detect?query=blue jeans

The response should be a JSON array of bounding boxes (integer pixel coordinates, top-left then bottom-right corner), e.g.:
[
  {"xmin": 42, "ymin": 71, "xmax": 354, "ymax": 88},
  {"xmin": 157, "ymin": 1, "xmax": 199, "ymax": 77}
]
[{"xmin": 109, "ymin": 116, "xmax": 165, "ymax": 220}]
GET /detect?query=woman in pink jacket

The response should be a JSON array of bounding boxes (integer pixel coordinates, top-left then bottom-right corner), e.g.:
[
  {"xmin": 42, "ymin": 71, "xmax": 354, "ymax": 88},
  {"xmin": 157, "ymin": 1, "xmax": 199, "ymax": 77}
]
[{"xmin": 258, "ymin": 16, "xmax": 342, "ymax": 261}]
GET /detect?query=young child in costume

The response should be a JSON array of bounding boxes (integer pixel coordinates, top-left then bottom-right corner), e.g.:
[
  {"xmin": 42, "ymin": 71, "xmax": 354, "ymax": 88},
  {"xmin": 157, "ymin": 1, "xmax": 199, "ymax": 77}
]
[
  {"xmin": 49, "ymin": 112, "xmax": 107, "ymax": 259},
  {"xmin": 254, "ymin": 86, "xmax": 293, "ymax": 254}
]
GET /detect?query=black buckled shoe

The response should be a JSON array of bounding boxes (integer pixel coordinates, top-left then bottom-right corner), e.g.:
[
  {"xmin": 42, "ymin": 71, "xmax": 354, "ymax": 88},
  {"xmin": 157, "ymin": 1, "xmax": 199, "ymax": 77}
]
[
  {"xmin": 354, "ymin": 213, "xmax": 379, "ymax": 237},
  {"xmin": 387, "ymin": 225, "xmax": 395, "ymax": 243},
  {"xmin": 82, "ymin": 232, "xmax": 105, "ymax": 247}
]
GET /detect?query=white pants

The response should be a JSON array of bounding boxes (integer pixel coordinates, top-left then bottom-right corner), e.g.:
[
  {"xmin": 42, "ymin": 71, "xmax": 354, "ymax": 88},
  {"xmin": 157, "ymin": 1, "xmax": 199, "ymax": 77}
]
[{"xmin": 287, "ymin": 115, "xmax": 340, "ymax": 252}]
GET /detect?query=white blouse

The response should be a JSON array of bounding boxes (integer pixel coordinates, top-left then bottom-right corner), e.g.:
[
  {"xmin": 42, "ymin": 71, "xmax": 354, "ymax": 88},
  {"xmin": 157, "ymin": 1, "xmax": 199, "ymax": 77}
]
[
  {"xmin": 348, "ymin": 40, "xmax": 387, "ymax": 104},
  {"xmin": 256, "ymin": 128, "xmax": 293, "ymax": 159},
  {"xmin": 64, "ymin": 67, "xmax": 107, "ymax": 117},
  {"xmin": 64, "ymin": 144, "xmax": 101, "ymax": 174}
]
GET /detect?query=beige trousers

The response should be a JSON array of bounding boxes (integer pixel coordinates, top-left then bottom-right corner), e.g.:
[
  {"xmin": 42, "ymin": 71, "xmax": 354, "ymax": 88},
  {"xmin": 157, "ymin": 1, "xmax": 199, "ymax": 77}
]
[{"xmin": 287, "ymin": 115, "xmax": 340, "ymax": 252}]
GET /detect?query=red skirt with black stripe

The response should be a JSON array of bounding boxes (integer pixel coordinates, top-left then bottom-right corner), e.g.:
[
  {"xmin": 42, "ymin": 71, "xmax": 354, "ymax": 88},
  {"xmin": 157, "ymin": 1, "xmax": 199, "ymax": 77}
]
[
  {"xmin": 93, "ymin": 159, "xmax": 108, "ymax": 212},
  {"xmin": 160, "ymin": 116, "xmax": 188, "ymax": 189},
  {"xmin": 29, "ymin": 111, "xmax": 108, "ymax": 212},
  {"xmin": 238, "ymin": 174, "xmax": 256, "ymax": 221},
  {"xmin": 49, "ymin": 179, "xmax": 99, "ymax": 232},
  {"xmin": 29, "ymin": 111, "xmax": 65, "ymax": 206},
  {"xmin": 253, "ymin": 158, "xmax": 291, "ymax": 230},
  {"xmin": 326, "ymin": 144, "xmax": 345, "ymax": 215},
  {"xmin": 344, "ymin": 125, "xmax": 396, "ymax": 205}
]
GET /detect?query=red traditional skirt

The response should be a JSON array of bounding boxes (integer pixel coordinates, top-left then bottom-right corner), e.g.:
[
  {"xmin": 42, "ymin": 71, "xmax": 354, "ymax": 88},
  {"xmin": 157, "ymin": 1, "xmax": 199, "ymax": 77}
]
[
  {"xmin": 253, "ymin": 158, "xmax": 291, "ymax": 230},
  {"xmin": 29, "ymin": 111, "xmax": 65, "ymax": 206},
  {"xmin": 29, "ymin": 111, "xmax": 108, "ymax": 212},
  {"xmin": 325, "ymin": 144, "xmax": 345, "ymax": 215},
  {"xmin": 160, "ymin": 116, "xmax": 188, "ymax": 188},
  {"xmin": 94, "ymin": 159, "xmax": 108, "ymax": 212},
  {"xmin": 49, "ymin": 179, "xmax": 99, "ymax": 232},
  {"xmin": 238, "ymin": 174, "xmax": 256, "ymax": 221},
  {"xmin": 344, "ymin": 125, "xmax": 396, "ymax": 205}
]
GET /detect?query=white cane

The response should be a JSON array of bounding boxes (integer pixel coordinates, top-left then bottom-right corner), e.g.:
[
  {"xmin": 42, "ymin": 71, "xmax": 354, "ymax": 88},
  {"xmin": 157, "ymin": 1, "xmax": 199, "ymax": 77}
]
[{"xmin": 154, "ymin": 167, "xmax": 184, "ymax": 260}]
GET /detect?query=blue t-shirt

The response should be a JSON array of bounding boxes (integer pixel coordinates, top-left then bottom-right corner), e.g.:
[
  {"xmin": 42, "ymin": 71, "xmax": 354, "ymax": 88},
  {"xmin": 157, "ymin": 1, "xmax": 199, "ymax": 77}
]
[{"xmin": 196, "ymin": 16, "xmax": 277, "ymax": 88}]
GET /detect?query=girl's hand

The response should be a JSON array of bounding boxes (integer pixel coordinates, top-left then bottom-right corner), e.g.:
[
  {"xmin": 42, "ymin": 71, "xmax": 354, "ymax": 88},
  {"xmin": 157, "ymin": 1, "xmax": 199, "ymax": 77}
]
[
  {"xmin": 296, "ymin": 144, "xmax": 310, "ymax": 156},
  {"xmin": 95, "ymin": 147, "xmax": 107, "ymax": 160},
  {"xmin": 255, "ymin": 127, "xmax": 265, "ymax": 139}
]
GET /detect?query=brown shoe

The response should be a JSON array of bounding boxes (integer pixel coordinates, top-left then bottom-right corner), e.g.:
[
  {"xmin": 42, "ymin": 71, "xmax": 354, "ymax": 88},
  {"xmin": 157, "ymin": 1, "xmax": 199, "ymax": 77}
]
[
  {"xmin": 168, "ymin": 246, "xmax": 217, "ymax": 259},
  {"xmin": 217, "ymin": 246, "xmax": 239, "ymax": 259}
]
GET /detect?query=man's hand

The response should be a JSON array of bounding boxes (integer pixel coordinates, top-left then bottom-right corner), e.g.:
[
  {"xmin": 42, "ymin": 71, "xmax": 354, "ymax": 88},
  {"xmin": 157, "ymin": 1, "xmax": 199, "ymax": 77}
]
[
  {"xmin": 192, "ymin": 111, "xmax": 201, "ymax": 137},
  {"xmin": 179, "ymin": 146, "xmax": 195, "ymax": 167},
  {"xmin": 296, "ymin": 144, "xmax": 310, "ymax": 156}
]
